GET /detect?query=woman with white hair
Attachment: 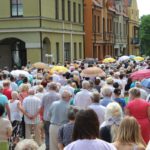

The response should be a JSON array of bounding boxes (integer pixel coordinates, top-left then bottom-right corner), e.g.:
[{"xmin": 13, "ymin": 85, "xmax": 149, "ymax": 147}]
[
  {"xmin": 15, "ymin": 139, "xmax": 39, "ymax": 150},
  {"xmin": 100, "ymin": 102, "xmax": 123, "ymax": 143}
]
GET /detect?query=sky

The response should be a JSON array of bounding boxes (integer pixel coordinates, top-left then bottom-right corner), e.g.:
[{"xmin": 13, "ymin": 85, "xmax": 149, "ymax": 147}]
[{"xmin": 137, "ymin": 0, "xmax": 150, "ymax": 17}]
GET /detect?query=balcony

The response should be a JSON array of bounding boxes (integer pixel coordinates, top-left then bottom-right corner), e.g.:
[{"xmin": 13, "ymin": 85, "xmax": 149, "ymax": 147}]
[{"xmin": 131, "ymin": 37, "xmax": 140, "ymax": 44}]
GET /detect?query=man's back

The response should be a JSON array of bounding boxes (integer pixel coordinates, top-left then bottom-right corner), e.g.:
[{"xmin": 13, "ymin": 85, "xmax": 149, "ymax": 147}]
[{"xmin": 42, "ymin": 91, "xmax": 60, "ymax": 121}]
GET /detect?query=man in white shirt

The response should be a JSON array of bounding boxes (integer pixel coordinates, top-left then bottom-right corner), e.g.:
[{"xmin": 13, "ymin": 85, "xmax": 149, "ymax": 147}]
[
  {"xmin": 23, "ymin": 89, "xmax": 41, "ymax": 145},
  {"xmin": 88, "ymin": 92, "xmax": 106, "ymax": 125},
  {"xmin": 74, "ymin": 80, "xmax": 92, "ymax": 109}
]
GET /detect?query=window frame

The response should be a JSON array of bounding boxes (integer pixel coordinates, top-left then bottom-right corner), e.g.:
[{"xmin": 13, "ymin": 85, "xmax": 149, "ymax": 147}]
[{"xmin": 11, "ymin": 0, "xmax": 23, "ymax": 17}]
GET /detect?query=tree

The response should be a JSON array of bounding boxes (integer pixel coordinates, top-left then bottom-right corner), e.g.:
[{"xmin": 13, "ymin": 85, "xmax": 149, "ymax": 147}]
[{"xmin": 140, "ymin": 15, "xmax": 150, "ymax": 56}]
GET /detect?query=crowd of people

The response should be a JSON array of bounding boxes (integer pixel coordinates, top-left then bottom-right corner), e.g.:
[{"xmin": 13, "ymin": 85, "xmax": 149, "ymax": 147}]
[{"xmin": 0, "ymin": 57, "xmax": 150, "ymax": 150}]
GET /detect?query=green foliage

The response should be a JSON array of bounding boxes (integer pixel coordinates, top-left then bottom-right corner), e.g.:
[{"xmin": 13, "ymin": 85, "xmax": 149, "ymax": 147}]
[{"xmin": 140, "ymin": 15, "xmax": 150, "ymax": 55}]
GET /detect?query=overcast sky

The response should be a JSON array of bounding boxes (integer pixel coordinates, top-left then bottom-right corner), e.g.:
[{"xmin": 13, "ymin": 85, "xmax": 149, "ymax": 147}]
[{"xmin": 137, "ymin": 0, "xmax": 150, "ymax": 17}]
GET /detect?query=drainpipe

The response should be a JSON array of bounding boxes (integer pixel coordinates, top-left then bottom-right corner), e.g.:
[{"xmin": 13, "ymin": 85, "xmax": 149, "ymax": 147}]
[{"xmin": 39, "ymin": 0, "xmax": 42, "ymax": 61}]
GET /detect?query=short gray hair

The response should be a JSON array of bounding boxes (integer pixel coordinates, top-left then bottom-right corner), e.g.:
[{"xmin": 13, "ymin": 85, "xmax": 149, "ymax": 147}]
[
  {"xmin": 82, "ymin": 80, "xmax": 90, "ymax": 89},
  {"xmin": 15, "ymin": 139, "xmax": 39, "ymax": 150},
  {"xmin": 101, "ymin": 86, "xmax": 112, "ymax": 97},
  {"xmin": 48, "ymin": 82, "xmax": 58, "ymax": 91}
]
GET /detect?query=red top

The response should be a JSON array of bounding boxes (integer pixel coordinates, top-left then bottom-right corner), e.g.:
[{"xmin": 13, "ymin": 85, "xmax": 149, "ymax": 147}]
[
  {"xmin": 126, "ymin": 98, "xmax": 150, "ymax": 143},
  {"xmin": 2, "ymin": 88, "xmax": 12, "ymax": 100}
]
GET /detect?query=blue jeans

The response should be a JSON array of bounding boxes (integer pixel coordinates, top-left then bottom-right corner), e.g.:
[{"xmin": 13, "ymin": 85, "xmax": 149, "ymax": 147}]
[{"xmin": 43, "ymin": 121, "xmax": 50, "ymax": 150}]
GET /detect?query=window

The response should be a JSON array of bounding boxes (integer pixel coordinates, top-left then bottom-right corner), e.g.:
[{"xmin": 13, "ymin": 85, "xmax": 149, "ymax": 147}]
[
  {"xmin": 11, "ymin": 0, "xmax": 23, "ymax": 16},
  {"xmin": 55, "ymin": 0, "xmax": 59, "ymax": 19},
  {"xmin": 93, "ymin": 15, "xmax": 96, "ymax": 32},
  {"xmin": 98, "ymin": 16, "xmax": 100, "ymax": 33},
  {"xmin": 56, "ymin": 43, "xmax": 59, "ymax": 63},
  {"xmin": 73, "ymin": 2, "xmax": 76, "ymax": 22},
  {"xmin": 64, "ymin": 43, "xmax": 71, "ymax": 61},
  {"xmin": 68, "ymin": 0, "xmax": 71, "ymax": 21},
  {"xmin": 62, "ymin": 0, "xmax": 65, "ymax": 20},
  {"xmin": 78, "ymin": 4, "xmax": 81, "ymax": 23},
  {"xmin": 79, "ymin": 43, "xmax": 82, "ymax": 59},
  {"xmin": 74, "ymin": 43, "xmax": 77, "ymax": 60}
]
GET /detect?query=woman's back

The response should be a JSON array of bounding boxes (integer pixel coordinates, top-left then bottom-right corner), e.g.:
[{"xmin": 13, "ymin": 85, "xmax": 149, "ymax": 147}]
[{"xmin": 113, "ymin": 142, "xmax": 145, "ymax": 150}]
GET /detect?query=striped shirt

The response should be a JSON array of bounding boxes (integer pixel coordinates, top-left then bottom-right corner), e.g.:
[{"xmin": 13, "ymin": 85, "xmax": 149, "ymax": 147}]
[{"xmin": 23, "ymin": 95, "xmax": 41, "ymax": 124}]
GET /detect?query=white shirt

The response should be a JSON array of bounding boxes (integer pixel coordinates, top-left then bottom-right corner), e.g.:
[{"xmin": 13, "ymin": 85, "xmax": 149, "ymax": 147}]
[
  {"xmin": 23, "ymin": 95, "xmax": 41, "ymax": 124},
  {"xmin": 9, "ymin": 100, "xmax": 22, "ymax": 122},
  {"xmin": 74, "ymin": 89, "xmax": 92, "ymax": 109},
  {"xmin": 64, "ymin": 139, "xmax": 116, "ymax": 150},
  {"xmin": 88, "ymin": 103, "xmax": 106, "ymax": 124}
]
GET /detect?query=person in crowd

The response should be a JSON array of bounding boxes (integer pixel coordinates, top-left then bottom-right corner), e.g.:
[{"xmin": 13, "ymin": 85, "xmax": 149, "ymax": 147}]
[
  {"xmin": 64, "ymin": 109, "xmax": 116, "ymax": 150},
  {"xmin": 146, "ymin": 141, "xmax": 150, "ymax": 150},
  {"xmin": 58, "ymin": 106, "xmax": 78, "ymax": 150},
  {"xmin": 41, "ymin": 82, "xmax": 60, "ymax": 150},
  {"xmin": 0, "ymin": 85, "xmax": 10, "ymax": 120},
  {"xmin": 125, "ymin": 87, "xmax": 150, "ymax": 144},
  {"xmin": 10, "ymin": 75, "xmax": 18, "ymax": 92},
  {"xmin": 104, "ymin": 77, "xmax": 114, "ymax": 92},
  {"xmin": 59, "ymin": 79, "xmax": 75, "ymax": 97},
  {"xmin": 0, "ymin": 104, "xmax": 12, "ymax": 149},
  {"xmin": 74, "ymin": 80, "xmax": 92, "ymax": 109},
  {"xmin": 15, "ymin": 139, "xmax": 39, "ymax": 150},
  {"xmin": 125, "ymin": 78, "xmax": 132, "ymax": 91},
  {"xmin": 23, "ymin": 89, "xmax": 41, "ymax": 146},
  {"xmin": 113, "ymin": 116, "xmax": 146, "ymax": 150},
  {"xmin": 2, "ymin": 80, "xmax": 12, "ymax": 100},
  {"xmin": 88, "ymin": 92, "xmax": 106, "ymax": 124},
  {"xmin": 100, "ymin": 102, "xmax": 123, "ymax": 143},
  {"xmin": 113, "ymin": 88, "xmax": 126, "ymax": 109},
  {"xmin": 49, "ymin": 90, "xmax": 71, "ymax": 150},
  {"xmin": 135, "ymin": 81, "xmax": 148, "ymax": 100},
  {"xmin": 100, "ymin": 86, "xmax": 113, "ymax": 107},
  {"xmin": 124, "ymin": 91, "xmax": 129, "ymax": 104},
  {"xmin": 94, "ymin": 77, "xmax": 101, "ymax": 93}
]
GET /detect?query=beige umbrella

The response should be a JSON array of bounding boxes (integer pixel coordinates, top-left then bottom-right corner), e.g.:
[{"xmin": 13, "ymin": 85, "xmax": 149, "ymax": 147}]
[
  {"xmin": 32, "ymin": 62, "xmax": 48, "ymax": 69},
  {"xmin": 81, "ymin": 67, "xmax": 106, "ymax": 77}
]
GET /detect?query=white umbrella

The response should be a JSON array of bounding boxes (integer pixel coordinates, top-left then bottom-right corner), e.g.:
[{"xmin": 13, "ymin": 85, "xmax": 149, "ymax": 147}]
[
  {"xmin": 11, "ymin": 70, "xmax": 30, "ymax": 78},
  {"xmin": 118, "ymin": 56, "xmax": 130, "ymax": 62}
]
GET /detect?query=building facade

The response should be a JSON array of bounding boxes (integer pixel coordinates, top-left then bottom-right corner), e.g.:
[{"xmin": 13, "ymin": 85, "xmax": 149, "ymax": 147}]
[
  {"xmin": 0, "ymin": 0, "xmax": 84, "ymax": 69},
  {"xmin": 84, "ymin": 0, "xmax": 115, "ymax": 61},
  {"xmin": 128, "ymin": 0, "xmax": 140, "ymax": 55},
  {"xmin": 114, "ymin": 0, "xmax": 128, "ymax": 56}
]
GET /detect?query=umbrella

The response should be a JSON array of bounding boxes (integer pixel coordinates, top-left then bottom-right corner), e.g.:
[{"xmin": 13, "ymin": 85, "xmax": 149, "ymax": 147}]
[
  {"xmin": 81, "ymin": 67, "xmax": 106, "ymax": 77},
  {"xmin": 103, "ymin": 58, "xmax": 116, "ymax": 63},
  {"xmin": 32, "ymin": 62, "xmax": 48, "ymax": 69},
  {"xmin": 51, "ymin": 66, "xmax": 68, "ymax": 74},
  {"xmin": 118, "ymin": 56, "xmax": 129, "ymax": 62},
  {"xmin": 130, "ymin": 69, "xmax": 150, "ymax": 81},
  {"xmin": 11, "ymin": 70, "xmax": 30, "ymax": 78},
  {"xmin": 141, "ymin": 78, "xmax": 150, "ymax": 88},
  {"xmin": 129, "ymin": 55, "xmax": 136, "ymax": 59},
  {"xmin": 133, "ymin": 56, "xmax": 144, "ymax": 62}
]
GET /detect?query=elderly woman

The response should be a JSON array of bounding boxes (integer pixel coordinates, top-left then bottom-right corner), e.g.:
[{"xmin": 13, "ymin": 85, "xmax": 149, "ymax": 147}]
[
  {"xmin": 64, "ymin": 109, "xmax": 116, "ymax": 150},
  {"xmin": 100, "ymin": 86, "xmax": 113, "ymax": 107},
  {"xmin": 15, "ymin": 139, "xmax": 39, "ymax": 150},
  {"xmin": 125, "ymin": 87, "xmax": 150, "ymax": 144},
  {"xmin": 113, "ymin": 116, "xmax": 145, "ymax": 150},
  {"xmin": 0, "ymin": 104, "xmax": 12, "ymax": 149},
  {"xmin": 100, "ymin": 102, "xmax": 123, "ymax": 143}
]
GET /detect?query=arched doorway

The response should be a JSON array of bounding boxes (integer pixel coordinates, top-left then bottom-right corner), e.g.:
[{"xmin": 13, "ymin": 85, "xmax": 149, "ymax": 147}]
[
  {"xmin": 0, "ymin": 38, "xmax": 26, "ymax": 69},
  {"xmin": 42, "ymin": 37, "xmax": 51, "ymax": 63}
]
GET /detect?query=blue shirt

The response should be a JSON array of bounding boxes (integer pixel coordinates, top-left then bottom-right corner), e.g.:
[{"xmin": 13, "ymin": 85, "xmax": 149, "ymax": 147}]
[
  {"xmin": 0, "ymin": 93, "xmax": 9, "ymax": 116},
  {"xmin": 114, "ymin": 97, "xmax": 126, "ymax": 109},
  {"xmin": 100, "ymin": 97, "xmax": 113, "ymax": 107}
]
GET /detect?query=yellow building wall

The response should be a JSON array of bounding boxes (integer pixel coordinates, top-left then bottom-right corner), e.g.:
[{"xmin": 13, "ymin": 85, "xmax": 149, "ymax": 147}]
[
  {"xmin": 0, "ymin": 0, "xmax": 10, "ymax": 17},
  {"xmin": 23, "ymin": 0, "xmax": 39, "ymax": 16},
  {"xmin": 27, "ymin": 48, "xmax": 41, "ymax": 63}
]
